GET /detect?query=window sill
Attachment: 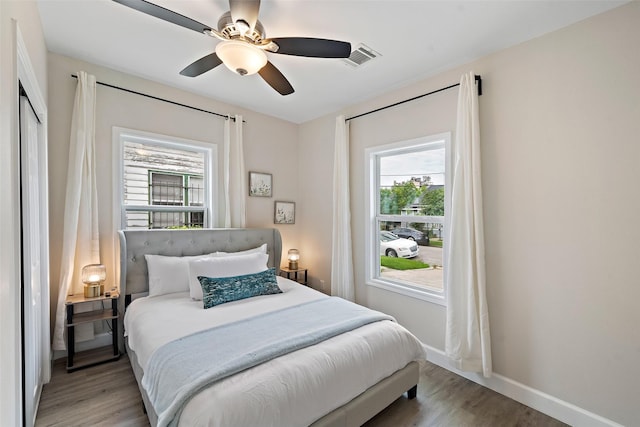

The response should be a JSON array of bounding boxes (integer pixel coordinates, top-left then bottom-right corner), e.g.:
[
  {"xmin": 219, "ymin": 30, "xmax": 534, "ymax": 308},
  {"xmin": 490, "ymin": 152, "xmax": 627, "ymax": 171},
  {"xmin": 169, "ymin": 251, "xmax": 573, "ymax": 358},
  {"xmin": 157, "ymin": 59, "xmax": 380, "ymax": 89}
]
[{"xmin": 366, "ymin": 278, "xmax": 446, "ymax": 307}]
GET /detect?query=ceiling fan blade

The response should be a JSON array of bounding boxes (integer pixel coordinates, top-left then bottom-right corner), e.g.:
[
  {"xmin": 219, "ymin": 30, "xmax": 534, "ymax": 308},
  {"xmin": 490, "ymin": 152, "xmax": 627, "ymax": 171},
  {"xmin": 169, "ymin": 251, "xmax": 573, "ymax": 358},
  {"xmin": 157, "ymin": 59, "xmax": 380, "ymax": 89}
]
[
  {"xmin": 112, "ymin": 0, "xmax": 212, "ymax": 34},
  {"xmin": 258, "ymin": 61, "xmax": 294, "ymax": 96},
  {"xmin": 229, "ymin": 0, "xmax": 261, "ymax": 31},
  {"xmin": 180, "ymin": 53, "xmax": 223, "ymax": 77},
  {"xmin": 270, "ymin": 38, "xmax": 351, "ymax": 58}
]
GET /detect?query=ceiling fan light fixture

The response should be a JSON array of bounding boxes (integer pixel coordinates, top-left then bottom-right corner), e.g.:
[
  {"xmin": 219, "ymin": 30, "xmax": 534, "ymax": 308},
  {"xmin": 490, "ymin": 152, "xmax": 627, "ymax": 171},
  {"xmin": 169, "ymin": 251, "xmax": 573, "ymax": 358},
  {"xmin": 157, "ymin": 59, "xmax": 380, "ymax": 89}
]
[{"xmin": 215, "ymin": 40, "xmax": 267, "ymax": 76}]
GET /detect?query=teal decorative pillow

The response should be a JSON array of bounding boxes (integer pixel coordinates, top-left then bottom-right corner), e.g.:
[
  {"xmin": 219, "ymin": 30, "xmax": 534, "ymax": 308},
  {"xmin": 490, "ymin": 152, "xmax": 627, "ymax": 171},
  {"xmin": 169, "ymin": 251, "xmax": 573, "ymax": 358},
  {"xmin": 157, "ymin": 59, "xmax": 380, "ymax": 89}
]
[{"xmin": 198, "ymin": 267, "xmax": 282, "ymax": 308}]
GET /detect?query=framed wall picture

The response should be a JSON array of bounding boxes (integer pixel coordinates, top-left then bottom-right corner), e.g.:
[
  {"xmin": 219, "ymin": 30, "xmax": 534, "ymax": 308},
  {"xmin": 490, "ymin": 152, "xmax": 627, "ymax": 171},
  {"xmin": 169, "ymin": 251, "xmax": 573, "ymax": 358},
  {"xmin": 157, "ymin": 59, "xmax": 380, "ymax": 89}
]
[
  {"xmin": 274, "ymin": 201, "xmax": 295, "ymax": 224},
  {"xmin": 249, "ymin": 171, "xmax": 272, "ymax": 197}
]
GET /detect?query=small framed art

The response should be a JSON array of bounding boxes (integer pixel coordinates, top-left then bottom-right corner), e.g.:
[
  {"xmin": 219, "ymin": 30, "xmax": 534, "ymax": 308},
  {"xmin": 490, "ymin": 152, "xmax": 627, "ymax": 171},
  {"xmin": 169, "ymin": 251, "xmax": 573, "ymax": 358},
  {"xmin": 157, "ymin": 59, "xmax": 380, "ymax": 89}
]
[
  {"xmin": 274, "ymin": 201, "xmax": 295, "ymax": 224},
  {"xmin": 249, "ymin": 171, "xmax": 272, "ymax": 197}
]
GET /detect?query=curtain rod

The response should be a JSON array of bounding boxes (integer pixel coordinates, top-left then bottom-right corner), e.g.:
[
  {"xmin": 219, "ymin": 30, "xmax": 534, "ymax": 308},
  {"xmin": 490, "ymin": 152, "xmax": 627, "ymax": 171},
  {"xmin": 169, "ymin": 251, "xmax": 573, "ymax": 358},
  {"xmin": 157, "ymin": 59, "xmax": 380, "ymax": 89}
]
[
  {"xmin": 70, "ymin": 74, "xmax": 240, "ymax": 122},
  {"xmin": 345, "ymin": 75, "xmax": 482, "ymax": 122}
]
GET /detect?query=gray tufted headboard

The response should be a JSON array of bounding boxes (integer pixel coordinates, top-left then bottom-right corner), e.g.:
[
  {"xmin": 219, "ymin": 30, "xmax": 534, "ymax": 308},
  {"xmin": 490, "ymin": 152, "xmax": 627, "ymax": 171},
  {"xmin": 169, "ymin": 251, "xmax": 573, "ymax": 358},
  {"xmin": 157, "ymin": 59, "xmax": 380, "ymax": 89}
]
[{"xmin": 117, "ymin": 228, "xmax": 282, "ymax": 351}]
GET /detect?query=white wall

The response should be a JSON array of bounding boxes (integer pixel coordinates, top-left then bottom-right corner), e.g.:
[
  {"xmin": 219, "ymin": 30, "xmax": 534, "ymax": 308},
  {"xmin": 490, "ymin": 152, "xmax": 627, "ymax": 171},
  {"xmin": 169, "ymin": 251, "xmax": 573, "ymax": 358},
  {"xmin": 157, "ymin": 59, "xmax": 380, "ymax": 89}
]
[
  {"xmin": 47, "ymin": 53, "xmax": 300, "ymax": 339},
  {"xmin": 0, "ymin": 1, "xmax": 48, "ymax": 425},
  {"xmin": 299, "ymin": 3, "xmax": 640, "ymax": 426},
  {"xmin": 296, "ymin": 116, "xmax": 337, "ymax": 294}
]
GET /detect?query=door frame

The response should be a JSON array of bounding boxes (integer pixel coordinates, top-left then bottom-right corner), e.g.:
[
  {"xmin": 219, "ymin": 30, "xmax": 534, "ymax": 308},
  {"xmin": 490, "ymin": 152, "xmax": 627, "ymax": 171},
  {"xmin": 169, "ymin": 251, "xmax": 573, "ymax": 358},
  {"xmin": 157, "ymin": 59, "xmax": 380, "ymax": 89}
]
[{"xmin": 15, "ymin": 21, "xmax": 50, "ymax": 427}]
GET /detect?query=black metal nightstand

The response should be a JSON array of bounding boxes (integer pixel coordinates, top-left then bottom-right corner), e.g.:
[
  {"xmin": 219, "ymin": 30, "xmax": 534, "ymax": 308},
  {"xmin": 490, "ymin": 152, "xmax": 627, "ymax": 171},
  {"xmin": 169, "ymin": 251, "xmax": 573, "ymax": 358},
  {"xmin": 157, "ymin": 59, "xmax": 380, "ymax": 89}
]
[
  {"xmin": 280, "ymin": 267, "xmax": 308, "ymax": 286},
  {"xmin": 65, "ymin": 292, "xmax": 121, "ymax": 372}
]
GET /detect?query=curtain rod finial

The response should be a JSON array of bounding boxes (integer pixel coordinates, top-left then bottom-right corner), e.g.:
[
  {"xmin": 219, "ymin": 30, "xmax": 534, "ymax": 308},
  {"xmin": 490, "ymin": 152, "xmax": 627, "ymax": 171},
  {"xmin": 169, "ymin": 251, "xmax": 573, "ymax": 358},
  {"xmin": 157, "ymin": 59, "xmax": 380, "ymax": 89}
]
[{"xmin": 475, "ymin": 75, "xmax": 482, "ymax": 96}]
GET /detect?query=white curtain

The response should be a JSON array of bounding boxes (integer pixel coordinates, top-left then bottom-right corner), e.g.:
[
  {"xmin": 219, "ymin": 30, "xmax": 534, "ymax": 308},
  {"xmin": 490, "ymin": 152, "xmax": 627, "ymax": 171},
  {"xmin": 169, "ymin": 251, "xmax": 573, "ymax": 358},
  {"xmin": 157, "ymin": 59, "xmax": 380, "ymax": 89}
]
[
  {"xmin": 52, "ymin": 71, "xmax": 100, "ymax": 351},
  {"xmin": 331, "ymin": 116, "xmax": 355, "ymax": 301},
  {"xmin": 223, "ymin": 114, "xmax": 246, "ymax": 228},
  {"xmin": 445, "ymin": 71, "xmax": 492, "ymax": 377}
]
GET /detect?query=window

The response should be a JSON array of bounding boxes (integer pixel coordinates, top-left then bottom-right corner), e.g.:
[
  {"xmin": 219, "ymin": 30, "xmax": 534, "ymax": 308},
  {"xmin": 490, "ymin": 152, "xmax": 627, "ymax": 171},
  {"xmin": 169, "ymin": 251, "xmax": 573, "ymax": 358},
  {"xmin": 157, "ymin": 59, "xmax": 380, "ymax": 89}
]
[
  {"xmin": 114, "ymin": 128, "xmax": 216, "ymax": 230},
  {"xmin": 365, "ymin": 133, "xmax": 450, "ymax": 304},
  {"xmin": 149, "ymin": 172, "xmax": 204, "ymax": 229}
]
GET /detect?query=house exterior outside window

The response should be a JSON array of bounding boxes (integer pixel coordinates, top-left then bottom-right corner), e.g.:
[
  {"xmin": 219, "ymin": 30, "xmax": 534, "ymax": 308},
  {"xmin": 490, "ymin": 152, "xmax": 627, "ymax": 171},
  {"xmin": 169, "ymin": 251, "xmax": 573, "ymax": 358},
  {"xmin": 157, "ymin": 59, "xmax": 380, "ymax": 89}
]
[
  {"xmin": 149, "ymin": 172, "xmax": 204, "ymax": 229},
  {"xmin": 114, "ymin": 128, "xmax": 215, "ymax": 230},
  {"xmin": 365, "ymin": 132, "xmax": 451, "ymax": 305}
]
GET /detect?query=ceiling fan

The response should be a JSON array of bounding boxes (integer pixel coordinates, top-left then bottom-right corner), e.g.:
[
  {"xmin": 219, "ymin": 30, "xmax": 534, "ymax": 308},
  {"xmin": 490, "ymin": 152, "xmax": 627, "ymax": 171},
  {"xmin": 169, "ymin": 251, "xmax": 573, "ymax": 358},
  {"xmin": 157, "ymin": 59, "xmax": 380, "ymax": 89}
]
[{"xmin": 112, "ymin": 0, "xmax": 352, "ymax": 96}]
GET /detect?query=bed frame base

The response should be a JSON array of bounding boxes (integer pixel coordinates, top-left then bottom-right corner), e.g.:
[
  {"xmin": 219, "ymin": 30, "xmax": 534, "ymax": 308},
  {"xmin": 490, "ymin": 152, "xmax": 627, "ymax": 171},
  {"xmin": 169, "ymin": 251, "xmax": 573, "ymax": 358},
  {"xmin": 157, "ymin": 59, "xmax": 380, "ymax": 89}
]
[
  {"xmin": 310, "ymin": 360, "xmax": 419, "ymax": 427},
  {"xmin": 126, "ymin": 339, "xmax": 158, "ymax": 426},
  {"xmin": 126, "ymin": 338, "xmax": 418, "ymax": 427}
]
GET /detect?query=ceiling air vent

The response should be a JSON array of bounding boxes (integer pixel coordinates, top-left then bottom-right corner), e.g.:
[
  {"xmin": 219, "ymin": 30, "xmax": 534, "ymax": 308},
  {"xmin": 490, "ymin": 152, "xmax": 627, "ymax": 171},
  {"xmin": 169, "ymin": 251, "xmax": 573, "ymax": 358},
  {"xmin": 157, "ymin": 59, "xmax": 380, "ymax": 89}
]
[{"xmin": 343, "ymin": 44, "xmax": 381, "ymax": 68}]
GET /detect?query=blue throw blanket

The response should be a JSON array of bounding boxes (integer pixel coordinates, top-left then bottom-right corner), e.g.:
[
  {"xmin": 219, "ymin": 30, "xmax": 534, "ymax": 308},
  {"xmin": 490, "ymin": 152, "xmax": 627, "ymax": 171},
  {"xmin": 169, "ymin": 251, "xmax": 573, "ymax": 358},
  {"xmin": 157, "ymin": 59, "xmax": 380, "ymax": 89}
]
[{"xmin": 142, "ymin": 297, "xmax": 395, "ymax": 427}]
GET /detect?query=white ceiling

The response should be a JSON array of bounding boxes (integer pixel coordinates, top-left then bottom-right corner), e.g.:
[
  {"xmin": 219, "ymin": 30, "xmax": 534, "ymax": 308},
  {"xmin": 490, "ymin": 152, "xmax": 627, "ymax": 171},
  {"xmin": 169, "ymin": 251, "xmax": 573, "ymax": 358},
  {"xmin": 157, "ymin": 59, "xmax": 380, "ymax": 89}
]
[{"xmin": 36, "ymin": 0, "xmax": 625, "ymax": 124}]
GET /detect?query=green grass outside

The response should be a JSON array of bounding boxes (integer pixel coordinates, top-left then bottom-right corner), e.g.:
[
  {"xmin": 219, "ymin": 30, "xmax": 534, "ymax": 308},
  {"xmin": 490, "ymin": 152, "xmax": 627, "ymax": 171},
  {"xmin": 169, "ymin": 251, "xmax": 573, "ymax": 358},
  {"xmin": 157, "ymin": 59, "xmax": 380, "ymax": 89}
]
[
  {"xmin": 429, "ymin": 239, "xmax": 443, "ymax": 248},
  {"xmin": 381, "ymin": 256, "xmax": 429, "ymax": 270}
]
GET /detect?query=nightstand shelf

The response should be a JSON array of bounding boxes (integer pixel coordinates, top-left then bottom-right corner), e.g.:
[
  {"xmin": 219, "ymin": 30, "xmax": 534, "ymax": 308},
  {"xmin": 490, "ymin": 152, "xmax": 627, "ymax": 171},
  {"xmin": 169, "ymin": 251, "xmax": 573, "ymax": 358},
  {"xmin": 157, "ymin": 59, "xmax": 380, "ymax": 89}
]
[
  {"xmin": 280, "ymin": 266, "xmax": 308, "ymax": 286},
  {"xmin": 65, "ymin": 293, "xmax": 121, "ymax": 372},
  {"xmin": 67, "ymin": 309, "xmax": 118, "ymax": 327}
]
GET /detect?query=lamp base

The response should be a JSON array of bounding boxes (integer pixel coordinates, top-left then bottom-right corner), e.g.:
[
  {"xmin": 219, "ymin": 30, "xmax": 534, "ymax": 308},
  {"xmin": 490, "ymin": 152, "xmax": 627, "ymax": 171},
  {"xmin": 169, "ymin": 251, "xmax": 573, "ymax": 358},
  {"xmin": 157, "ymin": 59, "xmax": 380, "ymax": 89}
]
[
  {"xmin": 288, "ymin": 261, "xmax": 298, "ymax": 270},
  {"xmin": 84, "ymin": 284, "xmax": 101, "ymax": 298}
]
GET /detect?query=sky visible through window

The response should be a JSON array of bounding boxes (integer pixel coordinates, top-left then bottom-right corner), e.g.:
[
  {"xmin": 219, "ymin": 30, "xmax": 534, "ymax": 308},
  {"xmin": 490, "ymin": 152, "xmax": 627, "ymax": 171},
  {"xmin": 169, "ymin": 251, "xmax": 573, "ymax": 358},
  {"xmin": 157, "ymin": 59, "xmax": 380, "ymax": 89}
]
[{"xmin": 379, "ymin": 146, "xmax": 445, "ymax": 187}]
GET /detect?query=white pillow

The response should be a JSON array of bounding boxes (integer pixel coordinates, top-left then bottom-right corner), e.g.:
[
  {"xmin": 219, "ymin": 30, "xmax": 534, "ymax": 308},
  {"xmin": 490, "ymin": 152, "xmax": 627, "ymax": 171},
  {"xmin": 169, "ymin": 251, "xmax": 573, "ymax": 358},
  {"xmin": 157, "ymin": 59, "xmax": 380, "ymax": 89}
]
[
  {"xmin": 188, "ymin": 252, "xmax": 269, "ymax": 300},
  {"xmin": 145, "ymin": 253, "xmax": 214, "ymax": 297},
  {"xmin": 215, "ymin": 243, "xmax": 267, "ymax": 257}
]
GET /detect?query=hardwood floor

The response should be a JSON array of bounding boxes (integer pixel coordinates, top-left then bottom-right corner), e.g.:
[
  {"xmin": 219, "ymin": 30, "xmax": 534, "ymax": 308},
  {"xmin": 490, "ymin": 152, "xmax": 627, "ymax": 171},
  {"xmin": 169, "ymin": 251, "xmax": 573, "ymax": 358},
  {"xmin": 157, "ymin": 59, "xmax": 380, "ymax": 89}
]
[
  {"xmin": 36, "ymin": 355, "xmax": 568, "ymax": 427},
  {"xmin": 363, "ymin": 362, "xmax": 567, "ymax": 427},
  {"xmin": 36, "ymin": 354, "xmax": 148, "ymax": 427}
]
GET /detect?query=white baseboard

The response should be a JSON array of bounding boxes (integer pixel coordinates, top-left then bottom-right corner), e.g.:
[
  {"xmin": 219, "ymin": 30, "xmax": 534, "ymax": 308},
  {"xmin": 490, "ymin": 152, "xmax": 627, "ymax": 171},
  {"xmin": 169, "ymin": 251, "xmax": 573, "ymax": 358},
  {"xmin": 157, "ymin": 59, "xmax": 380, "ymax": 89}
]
[{"xmin": 424, "ymin": 345, "xmax": 623, "ymax": 427}]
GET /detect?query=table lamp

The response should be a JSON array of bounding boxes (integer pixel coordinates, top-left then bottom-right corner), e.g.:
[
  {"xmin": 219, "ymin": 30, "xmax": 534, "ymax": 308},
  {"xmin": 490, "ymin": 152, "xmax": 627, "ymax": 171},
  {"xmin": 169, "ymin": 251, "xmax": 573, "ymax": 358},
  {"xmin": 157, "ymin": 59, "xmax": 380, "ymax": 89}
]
[
  {"xmin": 288, "ymin": 249, "xmax": 300, "ymax": 270},
  {"xmin": 82, "ymin": 264, "xmax": 106, "ymax": 298}
]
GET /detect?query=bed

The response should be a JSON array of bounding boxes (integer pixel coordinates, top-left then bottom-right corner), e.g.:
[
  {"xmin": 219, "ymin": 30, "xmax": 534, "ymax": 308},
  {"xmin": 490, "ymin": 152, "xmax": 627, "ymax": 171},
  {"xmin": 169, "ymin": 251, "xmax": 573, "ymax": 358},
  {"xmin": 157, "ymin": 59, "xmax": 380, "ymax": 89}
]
[{"xmin": 118, "ymin": 228, "xmax": 425, "ymax": 427}]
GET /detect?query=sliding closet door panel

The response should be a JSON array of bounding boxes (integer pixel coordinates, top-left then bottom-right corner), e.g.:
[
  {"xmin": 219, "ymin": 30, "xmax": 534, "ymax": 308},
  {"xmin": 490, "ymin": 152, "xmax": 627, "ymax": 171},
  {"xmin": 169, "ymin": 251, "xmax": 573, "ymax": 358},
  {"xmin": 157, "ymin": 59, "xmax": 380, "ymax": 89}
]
[{"xmin": 20, "ymin": 96, "xmax": 43, "ymax": 427}]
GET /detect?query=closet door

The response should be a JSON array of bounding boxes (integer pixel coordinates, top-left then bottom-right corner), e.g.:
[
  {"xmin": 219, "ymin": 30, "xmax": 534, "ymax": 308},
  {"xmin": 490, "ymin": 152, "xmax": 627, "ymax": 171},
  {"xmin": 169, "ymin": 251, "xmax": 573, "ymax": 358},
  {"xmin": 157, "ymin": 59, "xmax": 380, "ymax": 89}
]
[{"xmin": 20, "ymin": 95, "xmax": 43, "ymax": 427}]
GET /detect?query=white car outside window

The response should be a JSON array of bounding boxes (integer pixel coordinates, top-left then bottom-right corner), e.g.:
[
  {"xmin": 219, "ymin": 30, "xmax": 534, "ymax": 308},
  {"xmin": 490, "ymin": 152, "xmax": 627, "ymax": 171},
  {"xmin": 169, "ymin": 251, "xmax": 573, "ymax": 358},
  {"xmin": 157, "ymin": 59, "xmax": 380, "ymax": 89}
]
[{"xmin": 380, "ymin": 231, "xmax": 419, "ymax": 258}]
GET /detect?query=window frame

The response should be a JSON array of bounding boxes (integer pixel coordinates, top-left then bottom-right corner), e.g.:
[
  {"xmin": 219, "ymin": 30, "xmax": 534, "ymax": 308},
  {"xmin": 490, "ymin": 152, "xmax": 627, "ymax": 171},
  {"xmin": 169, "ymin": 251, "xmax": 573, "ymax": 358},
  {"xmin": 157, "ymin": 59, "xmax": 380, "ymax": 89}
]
[
  {"xmin": 112, "ymin": 127, "xmax": 217, "ymax": 231},
  {"xmin": 364, "ymin": 132, "xmax": 451, "ymax": 306},
  {"xmin": 149, "ymin": 171, "xmax": 186, "ymax": 206},
  {"xmin": 147, "ymin": 170, "xmax": 205, "ymax": 229}
]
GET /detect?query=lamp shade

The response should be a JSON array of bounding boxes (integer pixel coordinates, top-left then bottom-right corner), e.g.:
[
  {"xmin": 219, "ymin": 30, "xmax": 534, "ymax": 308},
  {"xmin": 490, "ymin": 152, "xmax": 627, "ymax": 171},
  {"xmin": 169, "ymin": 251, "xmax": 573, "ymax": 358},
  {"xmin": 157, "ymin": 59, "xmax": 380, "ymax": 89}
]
[
  {"xmin": 288, "ymin": 249, "xmax": 300, "ymax": 270},
  {"xmin": 81, "ymin": 264, "xmax": 106, "ymax": 285},
  {"xmin": 82, "ymin": 264, "xmax": 106, "ymax": 297},
  {"xmin": 215, "ymin": 40, "xmax": 267, "ymax": 76}
]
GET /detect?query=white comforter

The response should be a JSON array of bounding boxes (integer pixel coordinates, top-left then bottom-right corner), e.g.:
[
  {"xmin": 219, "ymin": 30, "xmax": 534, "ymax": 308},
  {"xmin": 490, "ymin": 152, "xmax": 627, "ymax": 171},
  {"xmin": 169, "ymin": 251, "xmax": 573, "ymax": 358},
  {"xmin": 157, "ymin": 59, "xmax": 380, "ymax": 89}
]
[{"xmin": 124, "ymin": 278, "xmax": 426, "ymax": 427}]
